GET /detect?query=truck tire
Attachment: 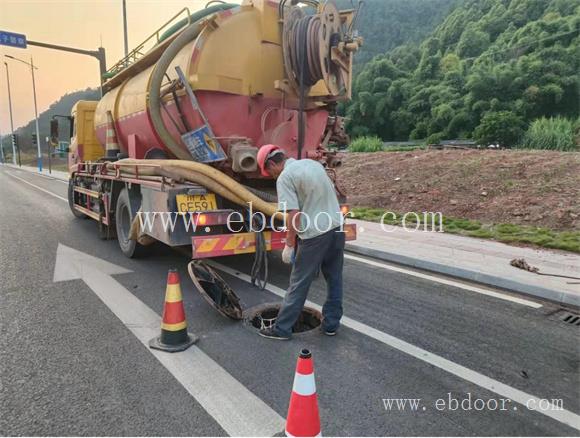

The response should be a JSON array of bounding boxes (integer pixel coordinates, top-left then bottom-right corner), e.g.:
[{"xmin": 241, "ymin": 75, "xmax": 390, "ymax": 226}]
[
  {"xmin": 115, "ymin": 188, "xmax": 147, "ymax": 258},
  {"xmin": 68, "ymin": 179, "xmax": 87, "ymax": 219}
]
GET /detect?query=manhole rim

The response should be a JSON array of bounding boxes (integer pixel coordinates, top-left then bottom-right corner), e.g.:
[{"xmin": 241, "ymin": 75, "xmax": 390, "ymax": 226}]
[{"xmin": 243, "ymin": 302, "xmax": 323, "ymax": 336}]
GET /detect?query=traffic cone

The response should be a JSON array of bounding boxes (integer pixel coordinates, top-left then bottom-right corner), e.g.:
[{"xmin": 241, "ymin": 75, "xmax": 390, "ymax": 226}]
[
  {"xmin": 105, "ymin": 110, "xmax": 120, "ymax": 159},
  {"xmin": 149, "ymin": 269, "xmax": 198, "ymax": 352},
  {"xmin": 285, "ymin": 349, "xmax": 321, "ymax": 437}
]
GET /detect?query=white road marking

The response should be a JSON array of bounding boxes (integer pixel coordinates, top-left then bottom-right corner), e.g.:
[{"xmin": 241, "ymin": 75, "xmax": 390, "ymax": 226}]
[
  {"xmin": 207, "ymin": 260, "xmax": 580, "ymax": 432},
  {"xmin": 54, "ymin": 244, "xmax": 285, "ymax": 437},
  {"xmin": 4, "ymin": 168, "xmax": 541, "ymax": 310},
  {"xmin": 344, "ymin": 253, "xmax": 542, "ymax": 308},
  {"xmin": 34, "ymin": 172, "xmax": 69, "ymax": 184},
  {"xmin": 5, "ymin": 171, "xmax": 68, "ymax": 203},
  {"xmin": 9, "ymin": 167, "xmax": 573, "ymax": 429}
]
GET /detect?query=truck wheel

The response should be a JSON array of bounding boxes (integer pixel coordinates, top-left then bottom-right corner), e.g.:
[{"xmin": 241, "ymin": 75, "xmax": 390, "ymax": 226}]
[
  {"xmin": 68, "ymin": 180, "xmax": 87, "ymax": 219},
  {"xmin": 115, "ymin": 188, "xmax": 147, "ymax": 258}
]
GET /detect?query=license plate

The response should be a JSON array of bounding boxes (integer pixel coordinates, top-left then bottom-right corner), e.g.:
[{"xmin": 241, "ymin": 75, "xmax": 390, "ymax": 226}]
[{"xmin": 176, "ymin": 194, "xmax": 217, "ymax": 213}]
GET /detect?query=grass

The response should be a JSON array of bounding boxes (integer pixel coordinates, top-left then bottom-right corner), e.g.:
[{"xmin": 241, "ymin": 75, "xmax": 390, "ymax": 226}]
[
  {"xmin": 383, "ymin": 145, "xmax": 427, "ymax": 152},
  {"xmin": 518, "ymin": 116, "xmax": 579, "ymax": 151},
  {"xmin": 348, "ymin": 136, "xmax": 428, "ymax": 153},
  {"xmin": 348, "ymin": 136, "xmax": 384, "ymax": 152},
  {"xmin": 350, "ymin": 207, "xmax": 580, "ymax": 253}
]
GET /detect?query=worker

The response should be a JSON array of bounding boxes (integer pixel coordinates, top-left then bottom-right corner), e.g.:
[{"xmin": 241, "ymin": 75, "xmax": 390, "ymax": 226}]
[{"xmin": 256, "ymin": 144, "xmax": 345, "ymax": 340}]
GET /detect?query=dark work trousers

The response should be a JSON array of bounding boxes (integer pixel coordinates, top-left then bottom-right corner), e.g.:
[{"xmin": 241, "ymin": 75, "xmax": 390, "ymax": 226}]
[{"xmin": 274, "ymin": 227, "xmax": 345, "ymax": 337}]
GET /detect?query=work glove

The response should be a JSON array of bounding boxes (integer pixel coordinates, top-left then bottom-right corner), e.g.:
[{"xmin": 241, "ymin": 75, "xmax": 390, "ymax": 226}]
[{"xmin": 282, "ymin": 245, "xmax": 295, "ymax": 264}]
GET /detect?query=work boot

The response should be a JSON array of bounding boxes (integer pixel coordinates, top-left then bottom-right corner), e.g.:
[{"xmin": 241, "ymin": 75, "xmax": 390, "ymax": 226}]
[{"xmin": 259, "ymin": 327, "xmax": 291, "ymax": 340}]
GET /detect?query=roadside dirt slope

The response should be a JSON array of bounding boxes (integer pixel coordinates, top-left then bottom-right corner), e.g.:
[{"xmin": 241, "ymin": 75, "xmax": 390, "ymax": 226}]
[{"xmin": 338, "ymin": 150, "xmax": 580, "ymax": 230}]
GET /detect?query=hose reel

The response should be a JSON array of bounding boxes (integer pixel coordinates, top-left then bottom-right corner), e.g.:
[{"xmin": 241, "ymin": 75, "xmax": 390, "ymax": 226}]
[{"xmin": 282, "ymin": 1, "xmax": 361, "ymax": 99}]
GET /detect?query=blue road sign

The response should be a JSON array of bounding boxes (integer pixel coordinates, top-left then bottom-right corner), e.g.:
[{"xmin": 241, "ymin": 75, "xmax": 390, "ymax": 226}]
[{"xmin": 0, "ymin": 31, "xmax": 27, "ymax": 49}]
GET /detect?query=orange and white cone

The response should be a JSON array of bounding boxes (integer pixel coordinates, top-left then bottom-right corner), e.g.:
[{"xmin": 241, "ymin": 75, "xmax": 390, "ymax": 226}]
[
  {"xmin": 149, "ymin": 269, "xmax": 198, "ymax": 352},
  {"xmin": 105, "ymin": 110, "xmax": 121, "ymax": 158},
  {"xmin": 285, "ymin": 349, "xmax": 321, "ymax": 437}
]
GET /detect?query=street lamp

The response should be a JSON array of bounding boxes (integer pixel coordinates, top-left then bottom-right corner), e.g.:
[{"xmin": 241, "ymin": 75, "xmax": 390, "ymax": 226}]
[
  {"xmin": 5, "ymin": 54, "xmax": 42, "ymax": 172},
  {"xmin": 3, "ymin": 61, "xmax": 17, "ymax": 166}
]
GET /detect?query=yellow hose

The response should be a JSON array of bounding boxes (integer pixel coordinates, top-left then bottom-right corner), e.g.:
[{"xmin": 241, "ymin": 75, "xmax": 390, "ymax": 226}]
[{"xmin": 107, "ymin": 159, "xmax": 285, "ymax": 220}]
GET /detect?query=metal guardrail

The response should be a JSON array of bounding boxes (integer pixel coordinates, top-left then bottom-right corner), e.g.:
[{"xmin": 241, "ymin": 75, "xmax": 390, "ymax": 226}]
[{"xmin": 104, "ymin": 8, "xmax": 191, "ymax": 80}]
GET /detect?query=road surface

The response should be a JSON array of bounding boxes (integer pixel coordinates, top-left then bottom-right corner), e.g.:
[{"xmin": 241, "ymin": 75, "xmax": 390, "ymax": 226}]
[{"xmin": 0, "ymin": 165, "xmax": 578, "ymax": 436}]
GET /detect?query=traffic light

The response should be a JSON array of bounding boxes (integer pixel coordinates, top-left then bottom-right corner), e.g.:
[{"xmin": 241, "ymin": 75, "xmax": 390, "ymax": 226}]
[
  {"xmin": 32, "ymin": 133, "xmax": 37, "ymax": 146},
  {"xmin": 11, "ymin": 134, "xmax": 18, "ymax": 148}
]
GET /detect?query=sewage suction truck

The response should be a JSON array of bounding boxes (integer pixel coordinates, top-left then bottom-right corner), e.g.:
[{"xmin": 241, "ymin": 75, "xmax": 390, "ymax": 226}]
[{"xmin": 53, "ymin": 0, "xmax": 362, "ymax": 290}]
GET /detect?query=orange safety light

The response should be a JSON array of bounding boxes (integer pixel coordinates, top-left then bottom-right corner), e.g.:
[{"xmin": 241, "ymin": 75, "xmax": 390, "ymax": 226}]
[{"xmin": 197, "ymin": 214, "xmax": 208, "ymax": 226}]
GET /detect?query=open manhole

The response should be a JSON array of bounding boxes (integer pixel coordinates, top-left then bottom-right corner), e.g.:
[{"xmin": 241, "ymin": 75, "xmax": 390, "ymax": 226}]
[
  {"xmin": 188, "ymin": 261, "xmax": 322, "ymax": 333},
  {"xmin": 245, "ymin": 303, "xmax": 322, "ymax": 334}
]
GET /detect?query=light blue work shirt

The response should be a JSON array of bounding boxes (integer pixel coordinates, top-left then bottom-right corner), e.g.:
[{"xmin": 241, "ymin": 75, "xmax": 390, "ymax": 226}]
[{"xmin": 276, "ymin": 158, "xmax": 343, "ymax": 240}]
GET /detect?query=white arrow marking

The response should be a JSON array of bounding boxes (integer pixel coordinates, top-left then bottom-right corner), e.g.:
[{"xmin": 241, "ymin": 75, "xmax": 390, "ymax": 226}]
[
  {"xmin": 54, "ymin": 244, "xmax": 285, "ymax": 436},
  {"xmin": 53, "ymin": 244, "xmax": 131, "ymax": 282}
]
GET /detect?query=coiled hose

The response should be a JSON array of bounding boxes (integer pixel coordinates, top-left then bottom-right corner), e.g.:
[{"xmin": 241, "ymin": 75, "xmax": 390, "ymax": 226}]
[{"xmin": 109, "ymin": 159, "xmax": 283, "ymax": 218}]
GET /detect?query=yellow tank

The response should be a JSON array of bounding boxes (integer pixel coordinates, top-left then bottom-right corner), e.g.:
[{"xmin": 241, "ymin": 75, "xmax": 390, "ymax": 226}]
[{"xmin": 93, "ymin": 0, "xmax": 361, "ymax": 171}]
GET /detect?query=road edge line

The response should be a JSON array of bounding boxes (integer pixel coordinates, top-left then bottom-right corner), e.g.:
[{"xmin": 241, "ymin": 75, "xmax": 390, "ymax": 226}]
[{"xmin": 207, "ymin": 260, "xmax": 580, "ymax": 432}]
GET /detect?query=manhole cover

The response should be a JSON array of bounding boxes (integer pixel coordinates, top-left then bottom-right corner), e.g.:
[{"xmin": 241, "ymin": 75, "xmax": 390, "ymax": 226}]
[
  {"xmin": 244, "ymin": 303, "xmax": 322, "ymax": 334},
  {"xmin": 188, "ymin": 261, "xmax": 243, "ymax": 320}
]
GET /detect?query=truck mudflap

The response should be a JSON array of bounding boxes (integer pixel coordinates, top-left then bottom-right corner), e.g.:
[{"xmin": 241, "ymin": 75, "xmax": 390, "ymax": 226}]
[{"xmin": 191, "ymin": 223, "xmax": 357, "ymax": 259}]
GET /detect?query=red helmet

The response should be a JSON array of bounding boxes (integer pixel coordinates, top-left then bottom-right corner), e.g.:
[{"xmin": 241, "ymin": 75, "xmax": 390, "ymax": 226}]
[{"xmin": 257, "ymin": 144, "xmax": 281, "ymax": 177}]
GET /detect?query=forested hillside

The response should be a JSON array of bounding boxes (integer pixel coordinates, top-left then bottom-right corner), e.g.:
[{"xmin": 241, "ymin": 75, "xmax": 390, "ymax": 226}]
[
  {"xmin": 346, "ymin": 0, "xmax": 580, "ymax": 145},
  {"xmin": 1, "ymin": 88, "xmax": 99, "ymax": 155},
  {"xmin": 337, "ymin": 0, "xmax": 460, "ymax": 65}
]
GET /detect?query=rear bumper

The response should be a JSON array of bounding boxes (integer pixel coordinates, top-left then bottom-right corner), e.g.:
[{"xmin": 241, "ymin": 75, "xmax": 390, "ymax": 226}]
[{"xmin": 191, "ymin": 223, "xmax": 357, "ymax": 259}]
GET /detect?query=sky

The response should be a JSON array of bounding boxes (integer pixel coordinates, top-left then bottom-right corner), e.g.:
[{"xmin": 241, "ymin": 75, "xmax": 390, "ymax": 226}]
[{"xmin": 0, "ymin": 0, "xmax": 240, "ymax": 134}]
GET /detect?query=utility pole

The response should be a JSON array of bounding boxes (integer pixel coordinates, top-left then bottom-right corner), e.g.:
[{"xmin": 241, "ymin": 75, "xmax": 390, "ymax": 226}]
[
  {"xmin": 5, "ymin": 55, "xmax": 42, "ymax": 172},
  {"xmin": 3, "ymin": 61, "xmax": 17, "ymax": 165},
  {"xmin": 122, "ymin": 0, "xmax": 129, "ymax": 58}
]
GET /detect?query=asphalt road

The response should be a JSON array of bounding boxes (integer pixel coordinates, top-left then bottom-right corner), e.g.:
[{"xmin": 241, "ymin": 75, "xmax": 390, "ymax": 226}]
[{"xmin": 1, "ymin": 165, "xmax": 579, "ymax": 436}]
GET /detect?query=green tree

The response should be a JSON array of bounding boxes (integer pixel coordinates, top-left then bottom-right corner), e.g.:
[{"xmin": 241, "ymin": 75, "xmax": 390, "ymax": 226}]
[
  {"xmin": 345, "ymin": 0, "xmax": 579, "ymax": 144},
  {"xmin": 474, "ymin": 111, "xmax": 526, "ymax": 147}
]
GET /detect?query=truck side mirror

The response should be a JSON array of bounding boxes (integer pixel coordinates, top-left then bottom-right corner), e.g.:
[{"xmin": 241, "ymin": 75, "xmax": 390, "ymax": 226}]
[{"xmin": 50, "ymin": 119, "xmax": 59, "ymax": 147}]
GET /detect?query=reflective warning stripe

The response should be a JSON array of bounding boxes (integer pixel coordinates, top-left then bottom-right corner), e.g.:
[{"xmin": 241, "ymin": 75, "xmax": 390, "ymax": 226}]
[
  {"xmin": 292, "ymin": 372, "xmax": 316, "ymax": 396},
  {"xmin": 192, "ymin": 231, "xmax": 287, "ymax": 259},
  {"xmin": 164, "ymin": 283, "xmax": 183, "ymax": 303},
  {"xmin": 198, "ymin": 238, "xmax": 220, "ymax": 253},
  {"xmin": 161, "ymin": 320, "xmax": 187, "ymax": 331}
]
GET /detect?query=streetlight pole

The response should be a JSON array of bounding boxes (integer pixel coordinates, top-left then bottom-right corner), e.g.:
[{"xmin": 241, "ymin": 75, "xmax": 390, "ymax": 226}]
[
  {"xmin": 30, "ymin": 57, "xmax": 42, "ymax": 172},
  {"xmin": 5, "ymin": 55, "xmax": 42, "ymax": 171},
  {"xmin": 122, "ymin": 0, "xmax": 129, "ymax": 58},
  {"xmin": 3, "ymin": 61, "xmax": 17, "ymax": 165}
]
